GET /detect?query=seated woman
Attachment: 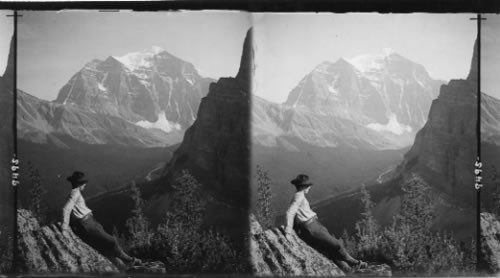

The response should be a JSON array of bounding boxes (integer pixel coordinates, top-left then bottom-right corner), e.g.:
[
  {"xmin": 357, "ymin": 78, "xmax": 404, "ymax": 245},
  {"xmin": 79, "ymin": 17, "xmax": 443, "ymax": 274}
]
[
  {"xmin": 61, "ymin": 171, "xmax": 141, "ymax": 265},
  {"xmin": 284, "ymin": 174, "xmax": 367, "ymax": 272}
]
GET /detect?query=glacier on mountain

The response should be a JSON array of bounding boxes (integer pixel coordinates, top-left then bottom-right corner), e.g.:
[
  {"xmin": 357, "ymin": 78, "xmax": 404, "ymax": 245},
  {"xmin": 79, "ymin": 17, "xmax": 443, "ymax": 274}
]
[
  {"xmin": 135, "ymin": 111, "xmax": 181, "ymax": 133},
  {"xmin": 114, "ymin": 52, "xmax": 153, "ymax": 71},
  {"xmin": 97, "ymin": 82, "xmax": 107, "ymax": 92},
  {"xmin": 366, "ymin": 113, "xmax": 412, "ymax": 135},
  {"xmin": 347, "ymin": 48, "xmax": 396, "ymax": 73},
  {"xmin": 113, "ymin": 46, "xmax": 167, "ymax": 71},
  {"xmin": 152, "ymin": 45, "xmax": 165, "ymax": 55}
]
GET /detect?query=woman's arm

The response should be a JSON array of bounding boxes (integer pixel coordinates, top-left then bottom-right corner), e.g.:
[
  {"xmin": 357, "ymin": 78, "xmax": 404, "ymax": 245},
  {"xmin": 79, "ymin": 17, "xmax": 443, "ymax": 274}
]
[
  {"xmin": 285, "ymin": 192, "xmax": 304, "ymax": 234},
  {"xmin": 61, "ymin": 189, "xmax": 79, "ymax": 230}
]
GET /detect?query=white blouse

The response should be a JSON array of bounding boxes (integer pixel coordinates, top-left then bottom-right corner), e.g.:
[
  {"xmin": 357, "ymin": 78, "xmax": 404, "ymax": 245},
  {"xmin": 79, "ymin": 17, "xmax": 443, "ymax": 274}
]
[
  {"xmin": 62, "ymin": 188, "xmax": 92, "ymax": 227},
  {"xmin": 285, "ymin": 191, "xmax": 317, "ymax": 233}
]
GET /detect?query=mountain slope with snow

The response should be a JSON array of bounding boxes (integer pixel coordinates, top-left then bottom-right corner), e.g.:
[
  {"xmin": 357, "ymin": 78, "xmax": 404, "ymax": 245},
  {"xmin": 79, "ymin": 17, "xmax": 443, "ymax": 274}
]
[
  {"xmin": 254, "ymin": 50, "xmax": 443, "ymax": 151},
  {"xmin": 309, "ymin": 42, "xmax": 478, "ymax": 243},
  {"xmin": 251, "ymin": 50, "xmax": 443, "ymax": 219},
  {"xmin": 18, "ymin": 47, "xmax": 214, "ymax": 147}
]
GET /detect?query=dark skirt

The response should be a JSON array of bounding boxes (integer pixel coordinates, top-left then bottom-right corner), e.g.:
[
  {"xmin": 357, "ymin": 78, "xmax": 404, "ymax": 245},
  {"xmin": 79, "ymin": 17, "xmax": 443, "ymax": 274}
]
[
  {"xmin": 295, "ymin": 217, "xmax": 357, "ymax": 265},
  {"xmin": 71, "ymin": 213, "xmax": 127, "ymax": 259}
]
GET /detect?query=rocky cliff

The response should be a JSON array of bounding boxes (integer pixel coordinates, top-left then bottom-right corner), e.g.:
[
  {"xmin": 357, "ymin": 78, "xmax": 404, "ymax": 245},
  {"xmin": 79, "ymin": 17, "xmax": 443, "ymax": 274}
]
[
  {"xmin": 17, "ymin": 209, "xmax": 118, "ymax": 273},
  {"xmin": 250, "ymin": 215, "xmax": 392, "ymax": 276},
  {"xmin": 164, "ymin": 29, "xmax": 252, "ymax": 208},
  {"xmin": 395, "ymin": 40, "xmax": 477, "ymax": 206},
  {"xmin": 0, "ymin": 35, "xmax": 14, "ymax": 267},
  {"xmin": 250, "ymin": 216, "xmax": 345, "ymax": 276},
  {"xmin": 480, "ymin": 212, "xmax": 500, "ymax": 273},
  {"xmin": 481, "ymin": 93, "xmax": 500, "ymax": 146},
  {"xmin": 479, "ymin": 91, "xmax": 500, "ymax": 211},
  {"xmin": 17, "ymin": 209, "xmax": 166, "ymax": 274}
]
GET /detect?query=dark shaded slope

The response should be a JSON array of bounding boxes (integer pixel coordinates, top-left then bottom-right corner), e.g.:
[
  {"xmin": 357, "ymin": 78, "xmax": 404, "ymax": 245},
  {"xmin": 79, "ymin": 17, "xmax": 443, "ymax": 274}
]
[{"xmin": 0, "ymin": 36, "xmax": 14, "ymax": 268}]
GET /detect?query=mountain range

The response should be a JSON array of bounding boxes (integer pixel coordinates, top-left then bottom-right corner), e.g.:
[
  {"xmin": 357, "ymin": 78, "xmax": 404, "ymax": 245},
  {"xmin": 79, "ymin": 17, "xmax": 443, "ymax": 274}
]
[
  {"xmin": 254, "ymin": 49, "xmax": 443, "ymax": 151},
  {"xmin": 12, "ymin": 27, "xmax": 484, "ymax": 247},
  {"xmin": 313, "ymin": 40, "xmax": 478, "ymax": 242},
  {"xmin": 16, "ymin": 47, "xmax": 214, "ymax": 213},
  {"xmin": 18, "ymin": 46, "xmax": 213, "ymax": 148},
  {"xmin": 252, "ymin": 49, "xmax": 444, "ymax": 214},
  {"xmin": 89, "ymin": 29, "xmax": 254, "ymax": 241}
]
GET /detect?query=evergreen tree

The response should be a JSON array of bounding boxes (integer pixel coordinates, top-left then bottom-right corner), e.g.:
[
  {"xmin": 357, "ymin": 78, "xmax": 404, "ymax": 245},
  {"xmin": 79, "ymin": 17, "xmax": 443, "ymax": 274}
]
[
  {"xmin": 150, "ymin": 170, "xmax": 246, "ymax": 273},
  {"xmin": 355, "ymin": 184, "xmax": 380, "ymax": 259},
  {"xmin": 491, "ymin": 167, "xmax": 500, "ymax": 215},
  {"xmin": 125, "ymin": 181, "xmax": 152, "ymax": 252},
  {"xmin": 353, "ymin": 174, "xmax": 470, "ymax": 275}
]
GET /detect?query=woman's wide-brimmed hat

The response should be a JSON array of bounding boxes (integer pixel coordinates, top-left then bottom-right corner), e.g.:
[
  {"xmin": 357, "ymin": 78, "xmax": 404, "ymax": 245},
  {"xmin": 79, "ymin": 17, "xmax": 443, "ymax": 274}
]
[
  {"xmin": 291, "ymin": 174, "xmax": 313, "ymax": 188},
  {"xmin": 66, "ymin": 171, "xmax": 88, "ymax": 187}
]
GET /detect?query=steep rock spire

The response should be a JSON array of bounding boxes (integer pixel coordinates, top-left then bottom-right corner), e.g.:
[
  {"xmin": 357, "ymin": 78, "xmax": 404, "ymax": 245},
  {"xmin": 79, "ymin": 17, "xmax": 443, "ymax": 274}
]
[
  {"xmin": 2, "ymin": 35, "xmax": 14, "ymax": 85},
  {"xmin": 236, "ymin": 28, "xmax": 254, "ymax": 86},
  {"xmin": 467, "ymin": 38, "xmax": 478, "ymax": 83}
]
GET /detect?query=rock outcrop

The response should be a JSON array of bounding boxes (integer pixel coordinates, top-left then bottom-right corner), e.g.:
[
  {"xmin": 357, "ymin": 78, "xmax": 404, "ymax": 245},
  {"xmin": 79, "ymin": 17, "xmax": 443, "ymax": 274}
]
[
  {"xmin": 17, "ymin": 209, "xmax": 167, "ymax": 274},
  {"xmin": 164, "ymin": 29, "xmax": 252, "ymax": 208},
  {"xmin": 479, "ymin": 92, "xmax": 500, "ymax": 211},
  {"xmin": 481, "ymin": 92, "xmax": 500, "ymax": 146},
  {"xmin": 2, "ymin": 34, "xmax": 14, "ymax": 84},
  {"xmin": 0, "ymin": 36, "xmax": 14, "ymax": 266},
  {"xmin": 250, "ymin": 216, "xmax": 345, "ymax": 276},
  {"xmin": 395, "ymin": 39, "xmax": 477, "ymax": 206},
  {"xmin": 480, "ymin": 212, "xmax": 500, "ymax": 273},
  {"xmin": 17, "ymin": 209, "xmax": 118, "ymax": 273},
  {"xmin": 250, "ymin": 216, "xmax": 391, "ymax": 276}
]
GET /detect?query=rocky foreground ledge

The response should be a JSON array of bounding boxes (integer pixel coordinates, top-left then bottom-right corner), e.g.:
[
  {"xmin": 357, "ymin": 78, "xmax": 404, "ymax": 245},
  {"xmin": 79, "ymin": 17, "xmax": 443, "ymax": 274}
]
[
  {"xmin": 480, "ymin": 212, "xmax": 500, "ymax": 274},
  {"xmin": 17, "ymin": 209, "xmax": 164, "ymax": 274},
  {"xmin": 250, "ymin": 215, "xmax": 391, "ymax": 276}
]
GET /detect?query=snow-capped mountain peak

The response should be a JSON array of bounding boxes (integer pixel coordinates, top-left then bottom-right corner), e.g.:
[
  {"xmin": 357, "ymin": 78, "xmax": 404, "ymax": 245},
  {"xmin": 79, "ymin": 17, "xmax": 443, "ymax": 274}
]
[
  {"xmin": 114, "ymin": 51, "xmax": 153, "ymax": 71},
  {"xmin": 152, "ymin": 45, "xmax": 165, "ymax": 55},
  {"xmin": 347, "ymin": 48, "xmax": 399, "ymax": 73},
  {"xmin": 113, "ymin": 46, "xmax": 169, "ymax": 71},
  {"xmin": 52, "ymin": 46, "xmax": 214, "ymax": 136},
  {"xmin": 281, "ymin": 49, "xmax": 444, "ymax": 149}
]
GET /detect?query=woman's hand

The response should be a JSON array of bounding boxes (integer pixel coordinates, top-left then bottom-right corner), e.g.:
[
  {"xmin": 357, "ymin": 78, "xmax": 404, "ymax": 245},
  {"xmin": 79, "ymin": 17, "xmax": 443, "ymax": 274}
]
[
  {"xmin": 284, "ymin": 229, "xmax": 293, "ymax": 242},
  {"xmin": 57, "ymin": 221, "xmax": 70, "ymax": 236}
]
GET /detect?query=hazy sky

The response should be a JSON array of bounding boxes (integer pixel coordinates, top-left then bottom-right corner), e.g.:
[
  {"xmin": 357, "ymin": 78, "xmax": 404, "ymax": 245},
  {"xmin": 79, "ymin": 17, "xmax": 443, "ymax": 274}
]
[
  {"xmin": 0, "ymin": 10, "xmax": 14, "ymax": 75},
  {"xmin": 254, "ymin": 13, "xmax": 477, "ymax": 103},
  {"xmin": 482, "ymin": 14, "xmax": 500, "ymax": 99},
  {"xmin": 18, "ymin": 11, "xmax": 251, "ymax": 101}
]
